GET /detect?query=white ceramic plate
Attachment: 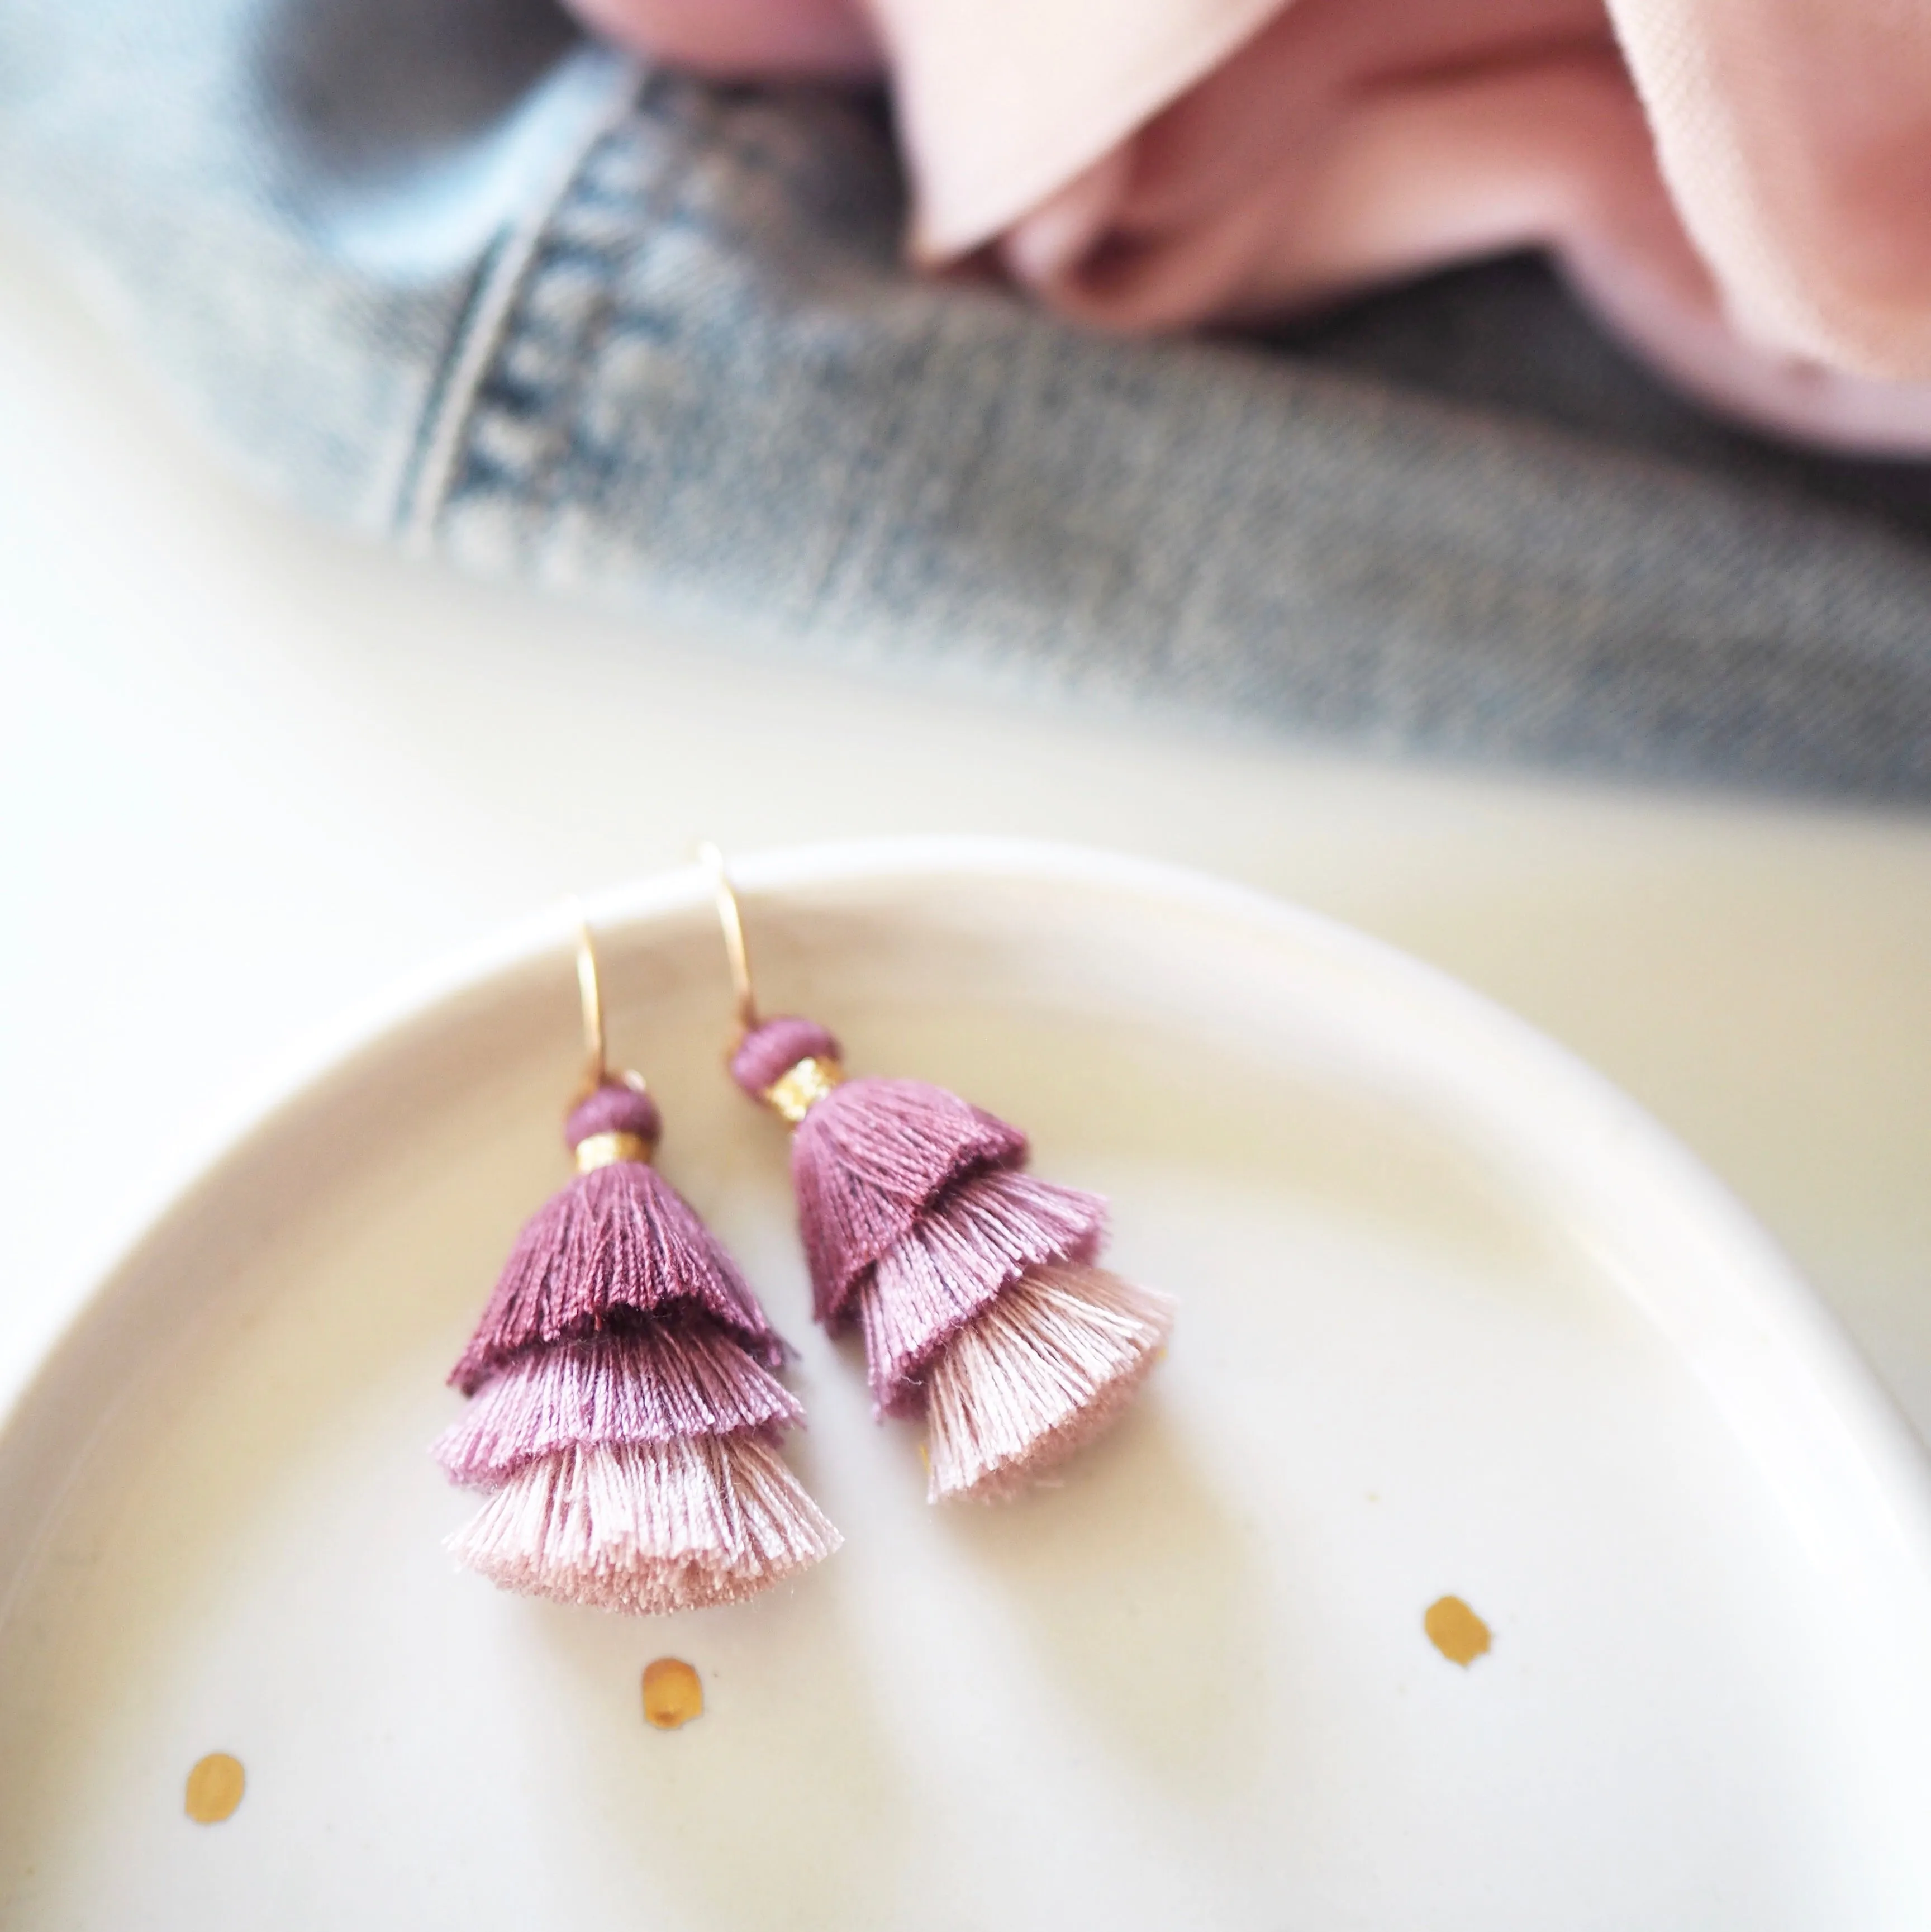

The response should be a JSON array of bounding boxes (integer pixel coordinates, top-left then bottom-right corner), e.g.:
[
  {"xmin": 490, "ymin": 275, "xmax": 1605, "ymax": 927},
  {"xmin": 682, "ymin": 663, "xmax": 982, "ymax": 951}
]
[{"xmin": 3, "ymin": 839, "xmax": 1929, "ymax": 1930}]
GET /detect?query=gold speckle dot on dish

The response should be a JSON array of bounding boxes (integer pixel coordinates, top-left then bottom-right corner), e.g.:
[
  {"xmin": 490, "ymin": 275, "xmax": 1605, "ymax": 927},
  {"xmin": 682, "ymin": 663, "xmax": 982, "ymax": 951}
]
[
  {"xmin": 184, "ymin": 1752, "xmax": 245, "ymax": 1823},
  {"xmin": 1424, "ymin": 1595, "xmax": 1492, "ymax": 1667},
  {"xmin": 642, "ymin": 1658, "xmax": 703, "ymax": 1730}
]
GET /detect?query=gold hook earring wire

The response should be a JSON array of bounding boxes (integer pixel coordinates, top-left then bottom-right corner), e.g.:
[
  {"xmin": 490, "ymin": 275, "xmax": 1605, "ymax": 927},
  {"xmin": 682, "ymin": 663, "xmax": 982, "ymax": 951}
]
[
  {"xmin": 569, "ymin": 897, "xmax": 607, "ymax": 1095},
  {"xmin": 697, "ymin": 842, "xmax": 759, "ymax": 1038}
]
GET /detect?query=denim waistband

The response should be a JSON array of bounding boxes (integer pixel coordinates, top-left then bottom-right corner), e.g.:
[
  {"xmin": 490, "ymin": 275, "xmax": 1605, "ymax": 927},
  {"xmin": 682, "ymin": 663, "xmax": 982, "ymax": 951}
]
[{"xmin": 4, "ymin": 0, "xmax": 1928, "ymax": 796}]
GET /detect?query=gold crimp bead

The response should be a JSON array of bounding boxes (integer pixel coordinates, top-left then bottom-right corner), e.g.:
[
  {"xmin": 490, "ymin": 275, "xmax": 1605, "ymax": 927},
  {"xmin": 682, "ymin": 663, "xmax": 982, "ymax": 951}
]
[
  {"xmin": 763, "ymin": 1056, "xmax": 844, "ymax": 1126},
  {"xmin": 574, "ymin": 1129, "xmax": 655, "ymax": 1172}
]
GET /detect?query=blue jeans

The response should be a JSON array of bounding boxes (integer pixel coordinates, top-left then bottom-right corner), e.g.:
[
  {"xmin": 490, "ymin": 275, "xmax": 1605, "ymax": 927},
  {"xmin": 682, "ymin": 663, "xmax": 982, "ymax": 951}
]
[{"xmin": 4, "ymin": 0, "xmax": 1928, "ymax": 796}]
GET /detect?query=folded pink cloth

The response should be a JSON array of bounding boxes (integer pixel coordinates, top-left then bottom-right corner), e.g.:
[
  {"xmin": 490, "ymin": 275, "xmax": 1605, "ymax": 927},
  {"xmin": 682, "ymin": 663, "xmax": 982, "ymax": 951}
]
[{"xmin": 569, "ymin": 0, "xmax": 1931, "ymax": 452}]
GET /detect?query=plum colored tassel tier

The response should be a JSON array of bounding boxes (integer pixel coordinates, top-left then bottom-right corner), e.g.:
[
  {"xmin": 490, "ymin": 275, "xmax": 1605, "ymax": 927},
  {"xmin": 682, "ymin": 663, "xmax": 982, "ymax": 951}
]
[
  {"xmin": 437, "ymin": 1078, "xmax": 839, "ymax": 1610},
  {"xmin": 731, "ymin": 1017, "xmax": 1175, "ymax": 1502},
  {"xmin": 447, "ymin": 1083, "xmax": 783, "ymax": 1396}
]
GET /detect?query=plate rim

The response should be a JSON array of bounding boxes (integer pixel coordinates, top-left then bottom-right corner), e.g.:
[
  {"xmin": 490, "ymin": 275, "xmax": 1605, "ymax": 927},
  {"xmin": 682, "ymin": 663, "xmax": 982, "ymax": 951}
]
[{"xmin": 4, "ymin": 833, "xmax": 1929, "ymax": 1615}]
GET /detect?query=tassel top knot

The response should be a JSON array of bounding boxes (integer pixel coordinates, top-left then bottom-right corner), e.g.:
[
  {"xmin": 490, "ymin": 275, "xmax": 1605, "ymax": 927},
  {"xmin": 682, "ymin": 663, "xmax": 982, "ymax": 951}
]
[
  {"xmin": 732, "ymin": 1016, "xmax": 845, "ymax": 1123},
  {"xmin": 565, "ymin": 1081, "xmax": 662, "ymax": 1170}
]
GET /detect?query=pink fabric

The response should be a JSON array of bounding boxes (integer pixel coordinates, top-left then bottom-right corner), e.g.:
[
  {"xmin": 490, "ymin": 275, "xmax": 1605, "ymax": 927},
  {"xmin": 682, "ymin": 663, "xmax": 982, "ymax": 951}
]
[{"xmin": 572, "ymin": 0, "xmax": 1931, "ymax": 452}]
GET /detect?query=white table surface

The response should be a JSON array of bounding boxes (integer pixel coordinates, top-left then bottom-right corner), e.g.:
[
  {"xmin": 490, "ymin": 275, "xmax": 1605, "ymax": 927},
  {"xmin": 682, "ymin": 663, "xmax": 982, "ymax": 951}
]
[{"xmin": 4, "ymin": 208, "xmax": 1929, "ymax": 1460}]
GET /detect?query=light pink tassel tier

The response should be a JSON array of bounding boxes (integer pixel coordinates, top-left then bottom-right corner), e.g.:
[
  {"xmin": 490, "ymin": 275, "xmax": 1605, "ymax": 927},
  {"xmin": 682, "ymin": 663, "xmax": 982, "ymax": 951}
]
[
  {"xmin": 919, "ymin": 1264, "xmax": 1172, "ymax": 1501},
  {"xmin": 437, "ymin": 1080, "xmax": 839, "ymax": 1611},
  {"xmin": 731, "ymin": 1017, "xmax": 1175, "ymax": 1502},
  {"xmin": 449, "ymin": 1437, "xmax": 840, "ymax": 1616}
]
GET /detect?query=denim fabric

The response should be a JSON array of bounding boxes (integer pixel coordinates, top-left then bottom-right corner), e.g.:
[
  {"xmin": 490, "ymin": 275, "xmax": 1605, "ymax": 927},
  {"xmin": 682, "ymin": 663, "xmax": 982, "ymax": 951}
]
[{"xmin": 4, "ymin": 0, "xmax": 1929, "ymax": 796}]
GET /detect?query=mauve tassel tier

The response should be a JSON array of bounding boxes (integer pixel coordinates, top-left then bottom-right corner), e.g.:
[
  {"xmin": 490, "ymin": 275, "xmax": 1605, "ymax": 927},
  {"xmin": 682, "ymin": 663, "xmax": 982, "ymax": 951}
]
[
  {"xmin": 437, "ymin": 1081, "xmax": 838, "ymax": 1611},
  {"xmin": 731, "ymin": 1017, "xmax": 1175, "ymax": 1502}
]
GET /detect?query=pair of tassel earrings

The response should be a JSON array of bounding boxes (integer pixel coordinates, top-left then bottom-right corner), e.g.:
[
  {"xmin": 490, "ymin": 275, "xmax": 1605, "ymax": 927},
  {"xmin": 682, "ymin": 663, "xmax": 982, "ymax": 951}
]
[{"xmin": 433, "ymin": 853, "xmax": 1176, "ymax": 1616}]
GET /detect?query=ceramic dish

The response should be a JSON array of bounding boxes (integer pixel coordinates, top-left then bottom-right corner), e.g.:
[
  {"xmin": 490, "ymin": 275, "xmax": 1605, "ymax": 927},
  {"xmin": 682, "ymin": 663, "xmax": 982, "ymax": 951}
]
[{"xmin": 3, "ymin": 839, "xmax": 1929, "ymax": 1929}]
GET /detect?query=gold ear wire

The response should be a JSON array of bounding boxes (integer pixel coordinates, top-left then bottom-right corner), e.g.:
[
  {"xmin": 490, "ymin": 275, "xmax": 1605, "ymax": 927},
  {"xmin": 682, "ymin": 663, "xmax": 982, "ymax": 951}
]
[
  {"xmin": 569, "ymin": 898, "xmax": 608, "ymax": 1096},
  {"xmin": 697, "ymin": 842, "xmax": 759, "ymax": 1039}
]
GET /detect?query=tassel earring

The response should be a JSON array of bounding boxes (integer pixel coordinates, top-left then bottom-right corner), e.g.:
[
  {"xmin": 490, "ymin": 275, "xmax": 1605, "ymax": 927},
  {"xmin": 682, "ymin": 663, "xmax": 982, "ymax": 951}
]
[
  {"xmin": 702, "ymin": 848, "xmax": 1176, "ymax": 1503},
  {"xmin": 434, "ymin": 912, "xmax": 840, "ymax": 1613}
]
